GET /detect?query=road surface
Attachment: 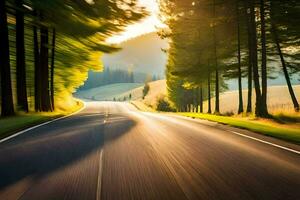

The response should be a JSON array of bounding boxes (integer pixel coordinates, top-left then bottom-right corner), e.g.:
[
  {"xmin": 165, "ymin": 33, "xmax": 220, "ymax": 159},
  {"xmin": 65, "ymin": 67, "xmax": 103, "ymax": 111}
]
[{"xmin": 0, "ymin": 102, "xmax": 299, "ymax": 200}]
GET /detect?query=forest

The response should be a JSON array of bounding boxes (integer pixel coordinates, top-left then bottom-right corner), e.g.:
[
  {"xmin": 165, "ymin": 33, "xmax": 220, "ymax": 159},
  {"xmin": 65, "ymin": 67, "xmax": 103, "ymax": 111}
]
[
  {"xmin": 0, "ymin": 0, "xmax": 146, "ymax": 117},
  {"xmin": 79, "ymin": 68, "xmax": 135, "ymax": 90},
  {"xmin": 158, "ymin": 0, "xmax": 299, "ymax": 117}
]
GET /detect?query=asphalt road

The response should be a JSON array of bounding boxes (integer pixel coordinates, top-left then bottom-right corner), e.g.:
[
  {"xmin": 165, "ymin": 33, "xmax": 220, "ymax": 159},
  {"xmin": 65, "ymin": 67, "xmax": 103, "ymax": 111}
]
[{"xmin": 0, "ymin": 102, "xmax": 299, "ymax": 200}]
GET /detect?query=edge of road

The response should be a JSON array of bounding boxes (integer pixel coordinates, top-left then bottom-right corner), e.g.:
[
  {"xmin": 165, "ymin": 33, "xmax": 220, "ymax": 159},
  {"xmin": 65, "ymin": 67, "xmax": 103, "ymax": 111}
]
[
  {"xmin": 0, "ymin": 101, "xmax": 86, "ymax": 144},
  {"xmin": 131, "ymin": 101, "xmax": 300, "ymax": 154},
  {"xmin": 168, "ymin": 114, "xmax": 300, "ymax": 155}
]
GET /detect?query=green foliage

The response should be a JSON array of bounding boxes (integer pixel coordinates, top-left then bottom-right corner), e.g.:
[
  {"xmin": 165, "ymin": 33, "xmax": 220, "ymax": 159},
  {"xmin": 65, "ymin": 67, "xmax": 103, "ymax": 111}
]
[
  {"xmin": 158, "ymin": 0, "xmax": 237, "ymax": 111},
  {"xmin": 159, "ymin": 0, "xmax": 300, "ymax": 114},
  {"xmin": 156, "ymin": 96, "xmax": 176, "ymax": 112},
  {"xmin": 180, "ymin": 112, "xmax": 300, "ymax": 144},
  {"xmin": 143, "ymin": 82, "xmax": 150, "ymax": 99},
  {"xmin": 2, "ymin": 0, "xmax": 147, "ymax": 114},
  {"xmin": 79, "ymin": 67, "xmax": 136, "ymax": 91}
]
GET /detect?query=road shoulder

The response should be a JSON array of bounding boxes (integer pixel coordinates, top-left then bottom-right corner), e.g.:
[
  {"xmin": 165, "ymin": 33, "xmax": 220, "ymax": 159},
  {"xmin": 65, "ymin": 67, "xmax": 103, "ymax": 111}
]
[{"xmin": 0, "ymin": 100, "xmax": 85, "ymax": 142}]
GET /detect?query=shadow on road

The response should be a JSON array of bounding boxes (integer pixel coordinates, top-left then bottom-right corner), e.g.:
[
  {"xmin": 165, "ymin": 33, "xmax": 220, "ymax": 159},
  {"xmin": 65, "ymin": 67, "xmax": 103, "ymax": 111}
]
[{"xmin": 0, "ymin": 113, "xmax": 136, "ymax": 191}]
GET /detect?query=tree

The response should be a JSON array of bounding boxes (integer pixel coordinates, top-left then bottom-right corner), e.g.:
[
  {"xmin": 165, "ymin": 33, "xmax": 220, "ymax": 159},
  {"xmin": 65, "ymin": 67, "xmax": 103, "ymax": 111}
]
[
  {"xmin": 15, "ymin": 0, "xmax": 29, "ymax": 112},
  {"xmin": 270, "ymin": 0, "xmax": 299, "ymax": 112},
  {"xmin": 236, "ymin": 0, "xmax": 243, "ymax": 114},
  {"xmin": 1, "ymin": 0, "xmax": 147, "ymax": 115},
  {"xmin": 0, "ymin": 0, "xmax": 15, "ymax": 116},
  {"xmin": 143, "ymin": 82, "xmax": 150, "ymax": 99},
  {"xmin": 260, "ymin": 0, "xmax": 268, "ymax": 113}
]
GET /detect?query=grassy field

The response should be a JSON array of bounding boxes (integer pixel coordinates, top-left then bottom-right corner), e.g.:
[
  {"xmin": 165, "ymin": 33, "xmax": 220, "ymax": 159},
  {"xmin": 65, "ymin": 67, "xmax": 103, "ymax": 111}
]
[
  {"xmin": 0, "ymin": 99, "xmax": 83, "ymax": 140},
  {"xmin": 75, "ymin": 80, "xmax": 167, "ymax": 105},
  {"xmin": 131, "ymin": 82, "xmax": 300, "ymax": 115},
  {"xmin": 179, "ymin": 112, "xmax": 300, "ymax": 144},
  {"xmin": 205, "ymin": 85, "xmax": 300, "ymax": 114},
  {"xmin": 130, "ymin": 82, "xmax": 300, "ymax": 144},
  {"xmin": 75, "ymin": 83, "xmax": 143, "ymax": 101}
]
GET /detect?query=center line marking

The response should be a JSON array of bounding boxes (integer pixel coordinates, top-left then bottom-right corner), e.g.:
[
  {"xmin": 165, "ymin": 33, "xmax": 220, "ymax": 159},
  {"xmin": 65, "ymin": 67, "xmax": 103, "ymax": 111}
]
[{"xmin": 96, "ymin": 149, "xmax": 103, "ymax": 200}]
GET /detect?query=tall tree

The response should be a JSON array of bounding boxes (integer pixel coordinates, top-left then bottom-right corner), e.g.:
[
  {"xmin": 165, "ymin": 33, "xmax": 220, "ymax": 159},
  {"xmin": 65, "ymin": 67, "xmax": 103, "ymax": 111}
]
[
  {"xmin": 260, "ymin": 0, "xmax": 268, "ymax": 115},
  {"xmin": 236, "ymin": 0, "xmax": 243, "ymax": 114},
  {"xmin": 207, "ymin": 73, "xmax": 212, "ymax": 114},
  {"xmin": 199, "ymin": 85, "xmax": 203, "ymax": 113},
  {"xmin": 15, "ymin": 0, "xmax": 29, "ymax": 112},
  {"xmin": 39, "ymin": 22, "xmax": 52, "ymax": 111},
  {"xmin": 0, "ymin": 0, "xmax": 15, "ymax": 116},
  {"xmin": 50, "ymin": 28, "xmax": 56, "ymax": 110},
  {"xmin": 270, "ymin": 0, "xmax": 299, "ymax": 112},
  {"xmin": 248, "ymin": 0, "xmax": 268, "ymax": 117},
  {"xmin": 33, "ymin": 11, "xmax": 41, "ymax": 111},
  {"xmin": 212, "ymin": 0, "xmax": 220, "ymax": 114},
  {"xmin": 246, "ymin": 2, "xmax": 253, "ymax": 113}
]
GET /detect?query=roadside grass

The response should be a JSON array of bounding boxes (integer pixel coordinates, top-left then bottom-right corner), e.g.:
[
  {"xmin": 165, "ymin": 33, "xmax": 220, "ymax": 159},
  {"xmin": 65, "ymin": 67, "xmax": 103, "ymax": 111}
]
[
  {"xmin": 0, "ymin": 99, "xmax": 83, "ymax": 140},
  {"xmin": 130, "ymin": 101, "xmax": 156, "ymax": 112},
  {"xmin": 179, "ymin": 112, "xmax": 300, "ymax": 144},
  {"xmin": 271, "ymin": 112, "xmax": 300, "ymax": 124}
]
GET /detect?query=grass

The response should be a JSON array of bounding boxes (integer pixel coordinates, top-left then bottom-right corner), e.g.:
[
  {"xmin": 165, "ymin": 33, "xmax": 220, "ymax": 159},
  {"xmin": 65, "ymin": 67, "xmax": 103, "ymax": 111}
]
[
  {"xmin": 130, "ymin": 101, "xmax": 156, "ymax": 112},
  {"xmin": 0, "ymin": 99, "xmax": 83, "ymax": 140},
  {"xmin": 179, "ymin": 112, "xmax": 300, "ymax": 144},
  {"xmin": 202, "ymin": 85, "xmax": 300, "ymax": 114},
  {"xmin": 75, "ymin": 83, "xmax": 143, "ymax": 101}
]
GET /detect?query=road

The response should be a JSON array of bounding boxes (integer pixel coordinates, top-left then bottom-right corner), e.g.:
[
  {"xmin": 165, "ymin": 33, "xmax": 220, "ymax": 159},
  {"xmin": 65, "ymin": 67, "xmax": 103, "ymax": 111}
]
[{"xmin": 0, "ymin": 102, "xmax": 299, "ymax": 200}]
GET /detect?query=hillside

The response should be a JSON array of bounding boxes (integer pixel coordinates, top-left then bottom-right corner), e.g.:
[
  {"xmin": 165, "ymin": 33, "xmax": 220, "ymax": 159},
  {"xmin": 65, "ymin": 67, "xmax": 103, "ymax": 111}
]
[
  {"xmin": 102, "ymin": 32, "xmax": 168, "ymax": 76},
  {"xmin": 131, "ymin": 83, "xmax": 300, "ymax": 114},
  {"xmin": 75, "ymin": 83, "xmax": 143, "ymax": 101},
  {"xmin": 203, "ymin": 85, "xmax": 300, "ymax": 114},
  {"xmin": 76, "ymin": 80, "xmax": 300, "ymax": 114},
  {"xmin": 75, "ymin": 80, "xmax": 167, "ymax": 104}
]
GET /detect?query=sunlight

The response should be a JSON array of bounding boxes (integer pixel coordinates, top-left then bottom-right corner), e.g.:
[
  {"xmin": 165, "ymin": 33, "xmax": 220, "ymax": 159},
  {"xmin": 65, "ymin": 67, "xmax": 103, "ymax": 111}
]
[{"xmin": 106, "ymin": 0, "xmax": 165, "ymax": 44}]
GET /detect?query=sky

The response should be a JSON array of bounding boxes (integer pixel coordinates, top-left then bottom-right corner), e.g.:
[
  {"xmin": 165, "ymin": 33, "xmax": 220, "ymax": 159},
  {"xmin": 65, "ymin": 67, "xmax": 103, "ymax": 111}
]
[{"xmin": 106, "ymin": 0, "xmax": 164, "ymax": 44}]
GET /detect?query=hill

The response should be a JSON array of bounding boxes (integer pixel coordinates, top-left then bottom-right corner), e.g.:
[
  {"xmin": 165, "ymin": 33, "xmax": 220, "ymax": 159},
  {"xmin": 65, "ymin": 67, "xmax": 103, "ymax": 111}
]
[
  {"xmin": 75, "ymin": 83, "xmax": 143, "ymax": 101},
  {"xmin": 75, "ymin": 80, "xmax": 167, "ymax": 104},
  {"xmin": 102, "ymin": 32, "xmax": 168, "ymax": 77},
  {"xmin": 203, "ymin": 85, "xmax": 300, "ymax": 114}
]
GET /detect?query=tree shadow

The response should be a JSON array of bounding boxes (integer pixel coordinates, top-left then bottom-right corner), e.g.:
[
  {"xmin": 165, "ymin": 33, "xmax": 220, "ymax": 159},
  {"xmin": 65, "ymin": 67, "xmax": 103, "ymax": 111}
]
[
  {"xmin": 0, "ymin": 113, "xmax": 136, "ymax": 190},
  {"xmin": 270, "ymin": 113, "xmax": 300, "ymax": 124}
]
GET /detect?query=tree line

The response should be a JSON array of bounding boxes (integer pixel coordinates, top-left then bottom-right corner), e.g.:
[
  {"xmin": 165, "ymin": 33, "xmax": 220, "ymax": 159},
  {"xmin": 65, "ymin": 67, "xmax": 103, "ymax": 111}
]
[
  {"xmin": 79, "ymin": 67, "xmax": 135, "ymax": 90},
  {"xmin": 0, "ymin": 0, "xmax": 146, "ymax": 117},
  {"xmin": 159, "ymin": 0, "xmax": 299, "ymax": 117}
]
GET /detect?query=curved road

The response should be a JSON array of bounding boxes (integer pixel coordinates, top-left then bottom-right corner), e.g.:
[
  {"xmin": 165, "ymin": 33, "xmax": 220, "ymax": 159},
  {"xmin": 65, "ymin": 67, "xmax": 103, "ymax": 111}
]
[{"xmin": 0, "ymin": 102, "xmax": 299, "ymax": 200}]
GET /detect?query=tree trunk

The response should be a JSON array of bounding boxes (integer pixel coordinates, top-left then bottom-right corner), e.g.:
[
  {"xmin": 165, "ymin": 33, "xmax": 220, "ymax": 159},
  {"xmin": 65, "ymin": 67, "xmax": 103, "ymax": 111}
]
[
  {"xmin": 15, "ymin": 0, "xmax": 28, "ymax": 112},
  {"xmin": 249, "ymin": 0, "xmax": 266, "ymax": 117},
  {"xmin": 50, "ymin": 28, "xmax": 56, "ymax": 111},
  {"xmin": 194, "ymin": 87, "xmax": 200, "ymax": 113},
  {"xmin": 40, "ymin": 24, "xmax": 51, "ymax": 111},
  {"xmin": 237, "ymin": 1, "xmax": 243, "ymax": 114},
  {"xmin": 212, "ymin": 0, "xmax": 219, "ymax": 114},
  {"xmin": 33, "ymin": 14, "xmax": 41, "ymax": 112},
  {"xmin": 208, "ymin": 73, "xmax": 212, "ymax": 114},
  {"xmin": 0, "ymin": 0, "xmax": 15, "ymax": 116},
  {"xmin": 271, "ymin": 23, "xmax": 299, "ymax": 112},
  {"xmin": 246, "ymin": 5, "xmax": 253, "ymax": 113},
  {"xmin": 215, "ymin": 69, "xmax": 219, "ymax": 114},
  {"xmin": 199, "ymin": 85, "xmax": 203, "ymax": 113},
  {"xmin": 260, "ymin": 0, "xmax": 268, "ymax": 115}
]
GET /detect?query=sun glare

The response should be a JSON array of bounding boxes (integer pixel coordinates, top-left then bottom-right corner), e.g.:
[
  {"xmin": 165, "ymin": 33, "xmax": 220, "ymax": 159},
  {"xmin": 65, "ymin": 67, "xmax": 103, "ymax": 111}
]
[{"xmin": 106, "ymin": 0, "xmax": 165, "ymax": 44}]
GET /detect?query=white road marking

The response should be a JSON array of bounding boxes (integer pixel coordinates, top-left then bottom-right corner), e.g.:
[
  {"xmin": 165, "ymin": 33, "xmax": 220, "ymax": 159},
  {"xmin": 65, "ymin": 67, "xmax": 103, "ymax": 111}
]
[
  {"xmin": 139, "ymin": 112, "xmax": 300, "ymax": 156},
  {"xmin": 96, "ymin": 149, "xmax": 103, "ymax": 200},
  {"xmin": 230, "ymin": 131, "xmax": 300, "ymax": 155},
  {"xmin": 0, "ymin": 102, "xmax": 86, "ymax": 144}
]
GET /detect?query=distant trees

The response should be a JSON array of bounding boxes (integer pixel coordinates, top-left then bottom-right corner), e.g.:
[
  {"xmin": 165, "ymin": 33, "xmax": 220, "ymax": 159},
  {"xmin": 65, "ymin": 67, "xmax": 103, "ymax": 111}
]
[
  {"xmin": 0, "ymin": 0, "xmax": 146, "ymax": 116},
  {"xmin": 143, "ymin": 82, "xmax": 150, "ymax": 99},
  {"xmin": 79, "ymin": 68, "xmax": 136, "ymax": 90},
  {"xmin": 159, "ymin": 0, "xmax": 300, "ymax": 116}
]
